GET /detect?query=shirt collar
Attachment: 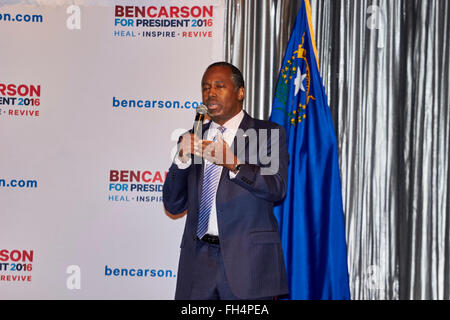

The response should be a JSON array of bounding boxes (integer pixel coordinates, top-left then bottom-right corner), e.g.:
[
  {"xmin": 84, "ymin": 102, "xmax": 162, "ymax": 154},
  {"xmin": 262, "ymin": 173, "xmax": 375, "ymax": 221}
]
[{"xmin": 210, "ymin": 109, "xmax": 245, "ymax": 132}]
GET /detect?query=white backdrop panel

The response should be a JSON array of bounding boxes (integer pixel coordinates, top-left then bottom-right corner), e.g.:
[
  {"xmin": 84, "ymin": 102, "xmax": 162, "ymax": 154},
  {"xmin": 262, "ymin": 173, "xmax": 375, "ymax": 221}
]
[{"xmin": 0, "ymin": 0, "xmax": 225, "ymax": 299}]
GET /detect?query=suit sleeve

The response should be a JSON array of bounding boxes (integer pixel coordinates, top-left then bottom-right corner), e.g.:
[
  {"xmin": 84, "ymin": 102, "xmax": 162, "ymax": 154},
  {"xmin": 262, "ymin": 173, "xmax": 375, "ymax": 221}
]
[
  {"xmin": 163, "ymin": 162, "xmax": 190, "ymax": 215},
  {"xmin": 230, "ymin": 125, "xmax": 289, "ymax": 203},
  {"xmin": 162, "ymin": 129, "xmax": 194, "ymax": 215}
]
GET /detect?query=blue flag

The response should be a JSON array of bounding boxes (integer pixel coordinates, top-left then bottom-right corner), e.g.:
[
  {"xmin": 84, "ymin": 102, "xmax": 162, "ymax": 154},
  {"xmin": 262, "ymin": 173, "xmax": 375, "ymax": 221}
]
[{"xmin": 270, "ymin": 0, "xmax": 350, "ymax": 300}]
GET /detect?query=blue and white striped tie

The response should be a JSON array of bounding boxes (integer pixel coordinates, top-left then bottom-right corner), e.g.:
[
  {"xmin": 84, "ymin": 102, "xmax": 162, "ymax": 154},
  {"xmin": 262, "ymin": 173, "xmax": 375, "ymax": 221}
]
[{"xmin": 197, "ymin": 126, "xmax": 226, "ymax": 239}]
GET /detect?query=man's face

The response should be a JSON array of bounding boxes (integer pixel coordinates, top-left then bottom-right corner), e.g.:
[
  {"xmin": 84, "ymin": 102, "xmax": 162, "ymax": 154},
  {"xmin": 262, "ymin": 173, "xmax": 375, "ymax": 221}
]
[{"xmin": 201, "ymin": 66, "xmax": 244, "ymax": 126}]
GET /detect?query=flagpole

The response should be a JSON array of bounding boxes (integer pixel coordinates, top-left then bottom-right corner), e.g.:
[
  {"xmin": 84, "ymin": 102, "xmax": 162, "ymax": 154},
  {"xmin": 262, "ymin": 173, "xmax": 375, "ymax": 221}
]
[{"xmin": 304, "ymin": 0, "xmax": 320, "ymax": 70}]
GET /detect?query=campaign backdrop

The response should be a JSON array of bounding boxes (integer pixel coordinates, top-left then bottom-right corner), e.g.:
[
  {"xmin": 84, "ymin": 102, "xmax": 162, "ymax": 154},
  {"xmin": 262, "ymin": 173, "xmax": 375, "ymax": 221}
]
[{"xmin": 0, "ymin": 0, "xmax": 225, "ymax": 299}]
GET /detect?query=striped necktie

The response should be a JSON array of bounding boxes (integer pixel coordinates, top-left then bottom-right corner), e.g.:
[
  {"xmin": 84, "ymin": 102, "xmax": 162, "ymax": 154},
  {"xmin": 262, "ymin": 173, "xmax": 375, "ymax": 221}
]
[{"xmin": 197, "ymin": 126, "xmax": 226, "ymax": 239}]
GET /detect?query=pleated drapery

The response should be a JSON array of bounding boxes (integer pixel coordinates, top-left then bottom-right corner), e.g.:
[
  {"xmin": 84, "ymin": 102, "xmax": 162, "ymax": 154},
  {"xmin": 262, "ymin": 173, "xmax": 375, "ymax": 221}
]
[{"xmin": 224, "ymin": 0, "xmax": 450, "ymax": 300}]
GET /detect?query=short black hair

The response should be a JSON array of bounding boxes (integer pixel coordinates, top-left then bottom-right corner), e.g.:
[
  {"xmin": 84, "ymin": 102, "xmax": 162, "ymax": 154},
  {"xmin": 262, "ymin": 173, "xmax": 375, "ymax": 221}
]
[{"xmin": 205, "ymin": 61, "xmax": 245, "ymax": 91}]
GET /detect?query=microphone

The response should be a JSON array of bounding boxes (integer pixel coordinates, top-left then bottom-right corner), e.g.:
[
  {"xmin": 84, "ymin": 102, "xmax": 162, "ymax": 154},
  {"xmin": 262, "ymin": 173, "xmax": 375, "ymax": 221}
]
[
  {"xmin": 179, "ymin": 105, "xmax": 209, "ymax": 160},
  {"xmin": 193, "ymin": 104, "xmax": 209, "ymax": 137}
]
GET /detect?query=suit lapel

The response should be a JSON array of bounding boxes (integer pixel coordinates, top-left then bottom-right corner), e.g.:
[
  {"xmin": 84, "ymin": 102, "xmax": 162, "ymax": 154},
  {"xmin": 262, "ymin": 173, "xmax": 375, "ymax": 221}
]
[
  {"xmin": 229, "ymin": 111, "xmax": 253, "ymax": 157},
  {"xmin": 196, "ymin": 112, "xmax": 255, "ymax": 206},
  {"xmin": 217, "ymin": 111, "xmax": 254, "ymax": 184}
]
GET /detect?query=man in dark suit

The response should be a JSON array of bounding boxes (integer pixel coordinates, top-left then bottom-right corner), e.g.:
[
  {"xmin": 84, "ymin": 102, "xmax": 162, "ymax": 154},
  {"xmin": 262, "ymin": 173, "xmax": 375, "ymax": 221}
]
[{"xmin": 163, "ymin": 62, "xmax": 289, "ymax": 300}]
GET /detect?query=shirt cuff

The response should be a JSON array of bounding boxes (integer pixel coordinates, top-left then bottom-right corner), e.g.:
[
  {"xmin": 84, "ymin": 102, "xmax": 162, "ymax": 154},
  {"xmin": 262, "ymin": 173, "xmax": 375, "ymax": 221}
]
[
  {"xmin": 174, "ymin": 155, "xmax": 192, "ymax": 169},
  {"xmin": 229, "ymin": 171, "xmax": 238, "ymax": 179},
  {"xmin": 228, "ymin": 166, "xmax": 241, "ymax": 179}
]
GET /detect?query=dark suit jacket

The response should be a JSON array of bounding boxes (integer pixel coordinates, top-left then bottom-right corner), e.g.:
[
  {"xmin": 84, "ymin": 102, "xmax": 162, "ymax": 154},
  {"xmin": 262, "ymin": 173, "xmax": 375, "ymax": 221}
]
[{"xmin": 163, "ymin": 111, "xmax": 289, "ymax": 299}]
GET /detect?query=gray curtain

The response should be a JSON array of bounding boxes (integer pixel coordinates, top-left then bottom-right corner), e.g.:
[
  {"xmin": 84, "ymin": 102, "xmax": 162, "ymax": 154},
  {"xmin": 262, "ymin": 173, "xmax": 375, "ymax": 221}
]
[{"xmin": 224, "ymin": 0, "xmax": 450, "ymax": 300}]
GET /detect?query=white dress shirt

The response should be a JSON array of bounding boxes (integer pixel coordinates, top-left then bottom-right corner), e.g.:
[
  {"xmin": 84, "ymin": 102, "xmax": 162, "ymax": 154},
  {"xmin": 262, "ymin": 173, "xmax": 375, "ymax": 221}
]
[{"xmin": 175, "ymin": 110, "xmax": 244, "ymax": 236}]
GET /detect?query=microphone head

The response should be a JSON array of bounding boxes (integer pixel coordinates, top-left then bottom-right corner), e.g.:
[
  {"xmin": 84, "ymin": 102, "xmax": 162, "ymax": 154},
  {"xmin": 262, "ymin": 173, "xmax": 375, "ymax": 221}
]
[{"xmin": 196, "ymin": 104, "xmax": 209, "ymax": 115}]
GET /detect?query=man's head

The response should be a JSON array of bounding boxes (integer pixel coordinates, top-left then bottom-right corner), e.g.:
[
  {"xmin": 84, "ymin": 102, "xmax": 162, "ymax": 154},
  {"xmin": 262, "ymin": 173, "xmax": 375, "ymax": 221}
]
[{"xmin": 201, "ymin": 62, "xmax": 245, "ymax": 126}]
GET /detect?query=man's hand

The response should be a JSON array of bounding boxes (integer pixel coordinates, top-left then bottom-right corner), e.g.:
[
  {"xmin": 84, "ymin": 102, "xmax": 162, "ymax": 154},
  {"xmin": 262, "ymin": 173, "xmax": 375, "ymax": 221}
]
[
  {"xmin": 193, "ymin": 135, "xmax": 240, "ymax": 172},
  {"xmin": 178, "ymin": 133, "xmax": 200, "ymax": 163}
]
